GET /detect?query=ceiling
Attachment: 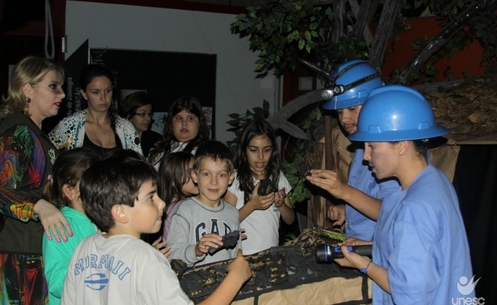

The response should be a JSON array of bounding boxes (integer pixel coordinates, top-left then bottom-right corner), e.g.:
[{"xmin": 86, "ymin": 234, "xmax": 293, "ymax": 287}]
[{"xmin": 184, "ymin": 0, "xmax": 265, "ymax": 7}]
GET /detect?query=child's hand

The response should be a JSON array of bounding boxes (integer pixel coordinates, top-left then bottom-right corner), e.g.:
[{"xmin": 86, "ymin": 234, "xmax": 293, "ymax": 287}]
[
  {"xmin": 152, "ymin": 236, "xmax": 172, "ymax": 262},
  {"xmin": 195, "ymin": 234, "xmax": 223, "ymax": 256},
  {"xmin": 227, "ymin": 250, "xmax": 251, "ymax": 283},
  {"xmin": 240, "ymin": 228, "xmax": 247, "ymax": 240},
  {"xmin": 250, "ymin": 183, "xmax": 275, "ymax": 210},
  {"xmin": 274, "ymin": 188, "xmax": 286, "ymax": 207}
]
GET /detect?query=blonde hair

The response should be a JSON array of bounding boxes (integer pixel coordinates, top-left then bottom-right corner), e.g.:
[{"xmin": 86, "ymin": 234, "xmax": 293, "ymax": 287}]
[{"xmin": 0, "ymin": 56, "xmax": 64, "ymax": 122}]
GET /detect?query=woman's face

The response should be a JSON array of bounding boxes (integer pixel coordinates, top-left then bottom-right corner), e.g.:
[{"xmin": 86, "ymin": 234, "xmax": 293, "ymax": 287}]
[
  {"xmin": 172, "ymin": 109, "xmax": 200, "ymax": 143},
  {"xmin": 246, "ymin": 134, "xmax": 273, "ymax": 180},
  {"xmin": 130, "ymin": 104, "xmax": 153, "ymax": 134},
  {"xmin": 363, "ymin": 141, "xmax": 400, "ymax": 180},
  {"xmin": 25, "ymin": 70, "xmax": 65, "ymax": 126},
  {"xmin": 81, "ymin": 76, "xmax": 113, "ymax": 113}
]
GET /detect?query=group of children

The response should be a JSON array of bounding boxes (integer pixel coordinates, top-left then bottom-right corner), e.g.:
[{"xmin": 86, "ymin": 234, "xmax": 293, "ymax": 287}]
[{"xmin": 42, "ymin": 118, "xmax": 293, "ymax": 304}]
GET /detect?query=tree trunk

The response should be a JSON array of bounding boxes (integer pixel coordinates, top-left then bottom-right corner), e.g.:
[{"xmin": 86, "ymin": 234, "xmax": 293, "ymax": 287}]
[
  {"xmin": 332, "ymin": 0, "xmax": 347, "ymax": 43},
  {"xmin": 350, "ymin": 0, "xmax": 373, "ymax": 44},
  {"xmin": 370, "ymin": 0, "xmax": 401, "ymax": 67}
]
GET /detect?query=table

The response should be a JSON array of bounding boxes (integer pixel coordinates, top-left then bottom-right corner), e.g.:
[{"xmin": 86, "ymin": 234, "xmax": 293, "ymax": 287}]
[{"xmin": 177, "ymin": 229, "xmax": 372, "ymax": 305}]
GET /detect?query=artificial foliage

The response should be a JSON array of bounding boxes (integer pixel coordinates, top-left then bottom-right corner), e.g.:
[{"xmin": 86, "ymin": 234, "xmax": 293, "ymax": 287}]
[
  {"xmin": 230, "ymin": 0, "xmax": 369, "ymax": 78},
  {"xmin": 226, "ymin": 99, "xmax": 271, "ymax": 156},
  {"xmin": 231, "ymin": 0, "xmax": 497, "ymax": 84}
]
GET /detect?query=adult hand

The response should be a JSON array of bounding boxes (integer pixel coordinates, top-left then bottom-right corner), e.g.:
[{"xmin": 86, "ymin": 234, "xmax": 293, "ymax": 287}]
[
  {"xmin": 152, "ymin": 236, "xmax": 172, "ymax": 262},
  {"xmin": 34, "ymin": 199, "xmax": 72, "ymax": 242},
  {"xmin": 334, "ymin": 244, "xmax": 370, "ymax": 271},
  {"xmin": 328, "ymin": 204, "xmax": 346, "ymax": 226},
  {"xmin": 306, "ymin": 169, "xmax": 348, "ymax": 199},
  {"xmin": 342, "ymin": 237, "xmax": 373, "ymax": 246}
]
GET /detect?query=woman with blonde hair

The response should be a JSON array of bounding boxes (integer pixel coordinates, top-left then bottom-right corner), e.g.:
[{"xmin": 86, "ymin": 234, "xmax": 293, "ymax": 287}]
[{"xmin": 0, "ymin": 56, "xmax": 72, "ymax": 304}]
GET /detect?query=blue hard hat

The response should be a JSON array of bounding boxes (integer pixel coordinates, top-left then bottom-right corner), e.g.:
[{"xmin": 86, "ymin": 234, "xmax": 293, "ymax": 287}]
[
  {"xmin": 322, "ymin": 60, "xmax": 383, "ymax": 110},
  {"xmin": 349, "ymin": 85, "xmax": 449, "ymax": 142}
]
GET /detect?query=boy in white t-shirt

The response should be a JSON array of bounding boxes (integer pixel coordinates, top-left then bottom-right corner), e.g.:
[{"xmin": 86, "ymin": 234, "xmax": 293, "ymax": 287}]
[{"xmin": 61, "ymin": 152, "xmax": 250, "ymax": 305}]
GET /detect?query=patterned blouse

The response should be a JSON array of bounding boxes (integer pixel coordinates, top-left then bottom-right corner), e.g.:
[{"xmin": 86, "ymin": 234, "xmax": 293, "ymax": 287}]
[
  {"xmin": 48, "ymin": 109, "xmax": 142, "ymax": 155},
  {"xmin": 0, "ymin": 113, "xmax": 58, "ymax": 253}
]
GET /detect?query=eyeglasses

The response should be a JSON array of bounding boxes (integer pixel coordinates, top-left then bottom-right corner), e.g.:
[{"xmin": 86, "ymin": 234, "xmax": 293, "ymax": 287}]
[{"xmin": 134, "ymin": 112, "xmax": 153, "ymax": 118}]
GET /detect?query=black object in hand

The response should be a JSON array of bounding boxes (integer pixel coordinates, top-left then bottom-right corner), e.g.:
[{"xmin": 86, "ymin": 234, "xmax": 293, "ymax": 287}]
[
  {"xmin": 208, "ymin": 230, "xmax": 240, "ymax": 255},
  {"xmin": 316, "ymin": 245, "xmax": 373, "ymax": 263},
  {"xmin": 170, "ymin": 259, "xmax": 188, "ymax": 278},
  {"xmin": 258, "ymin": 178, "xmax": 276, "ymax": 196}
]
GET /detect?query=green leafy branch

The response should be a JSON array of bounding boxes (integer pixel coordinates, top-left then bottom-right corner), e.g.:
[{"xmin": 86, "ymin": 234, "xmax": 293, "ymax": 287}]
[{"xmin": 231, "ymin": 0, "xmax": 337, "ymax": 76}]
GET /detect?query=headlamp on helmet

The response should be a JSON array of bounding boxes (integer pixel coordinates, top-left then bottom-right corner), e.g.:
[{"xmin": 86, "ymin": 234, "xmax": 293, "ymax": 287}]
[{"xmin": 321, "ymin": 60, "xmax": 383, "ymax": 110}]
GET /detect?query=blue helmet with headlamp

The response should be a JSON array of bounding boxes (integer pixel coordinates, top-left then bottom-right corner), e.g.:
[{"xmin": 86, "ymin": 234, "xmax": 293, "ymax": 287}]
[{"xmin": 322, "ymin": 60, "xmax": 383, "ymax": 110}]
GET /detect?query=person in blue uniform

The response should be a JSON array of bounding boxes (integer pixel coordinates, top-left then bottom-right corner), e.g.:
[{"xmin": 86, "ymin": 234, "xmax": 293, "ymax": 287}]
[
  {"xmin": 320, "ymin": 59, "xmax": 399, "ymax": 241},
  {"xmin": 308, "ymin": 85, "xmax": 474, "ymax": 304}
]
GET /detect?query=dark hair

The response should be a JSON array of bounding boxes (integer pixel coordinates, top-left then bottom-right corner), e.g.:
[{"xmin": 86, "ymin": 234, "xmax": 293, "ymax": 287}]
[
  {"xmin": 158, "ymin": 151, "xmax": 194, "ymax": 205},
  {"xmin": 79, "ymin": 64, "xmax": 116, "ymax": 92},
  {"xmin": 79, "ymin": 64, "xmax": 118, "ymax": 131},
  {"xmin": 104, "ymin": 148, "xmax": 147, "ymax": 162},
  {"xmin": 1, "ymin": 56, "xmax": 64, "ymax": 122},
  {"xmin": 43, "ymin": 147, "xmax": 100, "ymax": 209},
  {"xmin": 193, "ymin": 140, "xmax": 234, "ymax": 174},
  {"xmin": 80, "ymin": 154, "xmax": 157, "ymax": 232},
  {"xmin": 234, "ymin": 119, "xmax": 281, "ymax": 203},
  {"xmin": 148, "ymin": 96, "xmax": 209, "ymax": 164},
  {"xmin": 387, "ymin": 140, "xmax": 429, "ymax": 160},
  {"xmin": 412, "ymin": 139, "xmax": 429, "ymax": 160},
  {"xmin": 119, "ymin": 91, "xmax": 153, "ymax": 120}
]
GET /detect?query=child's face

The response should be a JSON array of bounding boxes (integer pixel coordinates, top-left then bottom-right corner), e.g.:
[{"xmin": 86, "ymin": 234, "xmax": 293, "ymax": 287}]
[
  {"xmin": 192, "ymin": 158, "xmax": 234, "ymax": 207},
  {"xmin": 246, "ymin": 134, "xmax": 273, "ymax": 180},
  {"xmin": 172, "ymin": 109, "xmax": 200, "ymax": 143},
  {"xmin": 127, "ymin": 181, "xmax": 165, "ymax": 238},
  {"xmin": 183, "ymin": 159, "xmax": 199, "ymax": 196}
]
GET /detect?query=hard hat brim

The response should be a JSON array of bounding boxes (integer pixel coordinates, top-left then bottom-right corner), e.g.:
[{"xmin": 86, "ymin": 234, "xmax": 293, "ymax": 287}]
[{"xmin": 349, "ymin": 125, "xmax": 449, "ymax": 142}]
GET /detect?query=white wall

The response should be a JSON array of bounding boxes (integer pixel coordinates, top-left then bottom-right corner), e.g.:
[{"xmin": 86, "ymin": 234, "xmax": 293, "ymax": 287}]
[{"xmin": 65, "ymin": 1, "xmax": 280, "ymax": 143}]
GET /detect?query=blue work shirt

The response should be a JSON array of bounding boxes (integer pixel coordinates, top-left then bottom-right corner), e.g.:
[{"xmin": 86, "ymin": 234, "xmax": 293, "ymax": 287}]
[
  {"xmin": 373, "ymin": 165, "xmax": 474, "ymax": 305},
  {"xmin": 345, "ymin": 148, "xmax": 399, "ymax": 240}
]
